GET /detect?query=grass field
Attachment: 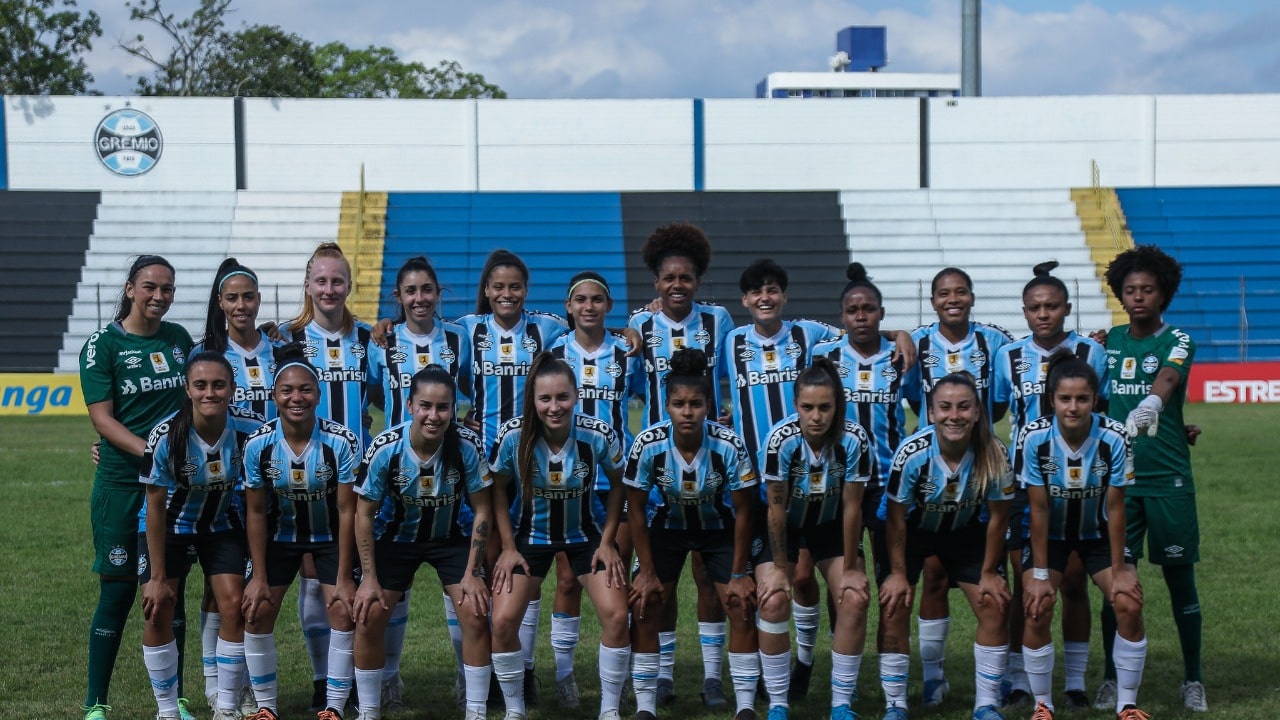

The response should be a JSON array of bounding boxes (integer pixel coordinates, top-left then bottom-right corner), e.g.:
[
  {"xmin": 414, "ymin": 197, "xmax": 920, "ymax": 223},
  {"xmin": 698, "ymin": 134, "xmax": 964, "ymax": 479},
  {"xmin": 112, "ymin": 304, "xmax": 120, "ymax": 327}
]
[{"xmin": 3, "ymin": 404, "xmax": 1279, "ymax": 720}]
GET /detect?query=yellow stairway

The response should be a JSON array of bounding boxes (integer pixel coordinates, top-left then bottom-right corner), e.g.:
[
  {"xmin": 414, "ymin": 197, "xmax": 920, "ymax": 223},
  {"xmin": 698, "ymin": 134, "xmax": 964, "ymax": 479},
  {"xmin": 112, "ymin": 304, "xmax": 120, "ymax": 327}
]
[
  {"xmin": 337, "ymin": 191, "xmax": 388, "ymax": 323},
  {"xmin": 1070, "ymin": 186, "xmax": 1132, "ymax": 326}
]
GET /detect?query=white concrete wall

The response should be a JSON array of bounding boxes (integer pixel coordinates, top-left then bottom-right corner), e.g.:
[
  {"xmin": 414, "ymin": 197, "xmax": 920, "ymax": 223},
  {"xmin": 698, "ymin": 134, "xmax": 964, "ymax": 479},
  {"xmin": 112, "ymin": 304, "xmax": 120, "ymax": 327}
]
[
  {"xmin": 1154, "ymin": 94, "xmax": 1280, "ymax": 187},
  {"xmin": 5, "ymin": 96, "xmax": 234, "ymax": 190}
]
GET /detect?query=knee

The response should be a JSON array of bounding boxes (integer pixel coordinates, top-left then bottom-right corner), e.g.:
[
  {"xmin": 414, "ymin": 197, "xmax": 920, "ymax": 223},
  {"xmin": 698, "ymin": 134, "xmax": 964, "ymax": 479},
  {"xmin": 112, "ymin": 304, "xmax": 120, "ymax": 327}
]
[
  {"xmin": 758, "ymin": 591, "xmax": 790, "ymax": 623},
  {"xmin": 556, "ymin": 574, "xmax": 582, "ymax": 597},
  {"xmin": 1112, "ymin": 592, "xmax": 1142, "ymax": 619}
]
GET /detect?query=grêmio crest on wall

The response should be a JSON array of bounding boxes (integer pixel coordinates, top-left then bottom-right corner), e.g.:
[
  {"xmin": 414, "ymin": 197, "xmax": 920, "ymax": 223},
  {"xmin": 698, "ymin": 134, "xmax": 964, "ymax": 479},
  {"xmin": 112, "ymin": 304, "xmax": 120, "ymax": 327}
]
[{"xmin": 94, "ymin": 106, "xmax": 163, "ymax": 177}]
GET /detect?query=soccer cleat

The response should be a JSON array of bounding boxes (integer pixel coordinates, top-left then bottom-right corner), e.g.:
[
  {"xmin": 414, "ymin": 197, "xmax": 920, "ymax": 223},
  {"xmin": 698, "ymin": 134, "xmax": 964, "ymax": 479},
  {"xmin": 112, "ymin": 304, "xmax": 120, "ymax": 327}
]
[
  {"xmin": 382, "ymin": 671, "xmax": 406, "ymax": 712},
  {"xmin": 701, "ymin": 677, "xmax": 730, "ymax": 708},
  {"xmin": 1092, "ymin": 680, "xmax": 1117, "ymax": 711},
  {"xmin": 83, "ymin": 705, "xmax": 112, "ymax": 720},
  {"xmin": 206, "ymin": 691, "xmax": 219, "ymax": 711},
  {"xmin": 553, "ymin": 674, "xmax": 579, "ymax": 708},
  {"xmin": 310, "ymin": 679, "xmax": 328, "ymax": 713},
  {"xmin": 354, "ymin": 713, "xmax": 379, "ymax": 720},
  {"xmin": 243, "ymin": 710, "xmax": 278, "ymax": 720},
  {"xmin": 1181, "ymin": 681, "xmax": 1208, "ymax": 712},
  {"xmin": 211, "ymin": 711, "xmax": 240, "ymax": 720},
  {"xmin": 734, "ymin": 710, "xmax": 758, "ymax": 720},
  {"xmin": 1003, "ymin": 689, "xmax": 1032, "ymax": 709},
  {"xmin": 922, "ymin": 679, "xmax": 949, "ymax": 708},
  {"xmin": 317, "ymin": 708, "xmax": 344, "ymax": 720},
  {"xmin": 767, "ymin": 706, "xmax": 790, "ymax": 720},
  {"xmin": 523, "ymin": 669, "xmax": 540, "ymax": 707},
  {"xmin": 1062, "ymin": 690, "xmax": 1088, "ymax": 711},
  {"xmin": 503, "ymin": 712, "xmax": 527, "ymax": 720},
  {"xmin": 1117, "ymin": 705, "xmax": 1151, "ymax": 720},
  {"xmin": 830, "ymin": 705, "xmax": 858, "ymax": 720},
  {"xmin": 971, "ymin": 705, "xmax": 1005, "ymax": 720},
  {"xmin": 464, "ymin": 711, "xmax": 486, "ymax": 720},
  {"xmin": 656, "ymin": 678, "xmax": 676, "ymax": 707},
  {"xmin": 599, "ymin": 710, "xmax": 622, "ymax": 720},
  {"xmin": 881, "ymin": 707, "xmax": 909, "ymax": 720},
  {"xmin": 178, "ymin": 698, "xmax": 197, "ymax": 720},
  {"xmin": 1030, "ymin": 702, "xmax": 1054, "ymax": 720},
  {"xmin": 789, "ymin": 659, "xmax": 814, "ymax": 703},
  {"xmin": 238, "ymin": 686, "xmax": 257, "ymax": 717},
  {"xmin": 157, "ymin": 714, "xmax": 181, "ymax": 720},
  {"xmin": 634, "ymin": 712, "xmax": 658, "ymax": 720}
]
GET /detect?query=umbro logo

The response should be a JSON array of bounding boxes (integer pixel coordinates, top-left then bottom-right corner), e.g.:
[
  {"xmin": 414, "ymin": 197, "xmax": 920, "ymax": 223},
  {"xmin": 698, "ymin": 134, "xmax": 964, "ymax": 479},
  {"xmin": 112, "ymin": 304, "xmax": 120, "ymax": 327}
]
[{"xmin": 1164, "ymin": 545, "xmax": 1185, "ymax": 557}]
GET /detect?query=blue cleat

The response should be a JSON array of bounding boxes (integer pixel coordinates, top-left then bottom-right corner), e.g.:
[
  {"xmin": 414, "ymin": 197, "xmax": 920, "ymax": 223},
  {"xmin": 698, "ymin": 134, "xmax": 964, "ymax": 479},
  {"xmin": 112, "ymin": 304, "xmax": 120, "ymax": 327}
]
[
  {"xmin": 880, "ymin": 707, "xmax": 908, "ymax": 720},
  {"xmin": 768, "ymin": 706, "xmax": 791, "ymax": 720},
  {"xmin": 972, "ymin": 705, "xmax": 1005, "ymax": 720},
  {"xmin": 922, "ymin": 679, "xmax": 949, "ymax": 708}
]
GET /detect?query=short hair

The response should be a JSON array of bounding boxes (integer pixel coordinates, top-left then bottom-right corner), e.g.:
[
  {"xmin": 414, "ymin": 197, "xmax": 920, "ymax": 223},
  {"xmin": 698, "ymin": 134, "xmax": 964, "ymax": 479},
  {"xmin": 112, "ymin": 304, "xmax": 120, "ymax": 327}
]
[{"xmin": 739, "ymin": 258, "xmax": 787, "ymax": 293}]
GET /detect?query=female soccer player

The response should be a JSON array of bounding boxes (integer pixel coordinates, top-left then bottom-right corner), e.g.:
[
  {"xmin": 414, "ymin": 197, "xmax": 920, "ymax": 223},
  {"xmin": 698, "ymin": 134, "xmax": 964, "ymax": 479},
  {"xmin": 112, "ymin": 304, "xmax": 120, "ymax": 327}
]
[
  {"xmin": 628, "ymin": 224, "xmax": 736, "ymax": 707},
  {"xmin": 877, "ymin": 373, "xmax": 1014, "ymax": 720},
  {"xmin": 350, "ymin": 365, "xmax": 495, "ymax": 720},
  {"xmin": 487, "ymin": 353, "xmax": 633, "ymax": 720},
  {"xmin": 1015, "ymin": 351, "xmax": 1149, "ymax": 720},
  {"xmin": 240, "ymin": 348, "xmax": 361, "ymax": 720},
  {"xmin": 991, "ymin": 262, "xmax": 1108, "ymax": 709},
  {"xmin": 80, "ymin": 255, "xmax": 194, "ymax": 720},
  {"xmin": 283, "ymin": 242, "xmax": 378, "ymax": 710},
  {"xmin": 904, "ymin": 267, "xmax": 1014, "ymax": 707},
  {"xmin": 754, "ymin": 358, "xmax": 873, "ymax": 720},
  {"xmin": 625, "ymin": 348, "xmax": 760, "ymax": 720},
  {"xmin": 138, "ymin": 352, "xmax": 265, "ymax": 720},
  {"xmin": 547, "ymin": 271, "xmax": 644, "ymax": 707},
  {"xmin": 1096, "ymin": 245, "xmax": 1205, "ymax": 713}
]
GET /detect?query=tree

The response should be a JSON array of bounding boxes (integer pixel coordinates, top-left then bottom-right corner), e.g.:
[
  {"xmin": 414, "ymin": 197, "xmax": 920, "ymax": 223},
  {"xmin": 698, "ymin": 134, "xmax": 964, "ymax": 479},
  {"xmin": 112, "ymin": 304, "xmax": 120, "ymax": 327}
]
[
  {"xmin": 0, "ymin": 0, "xmax": 102, "ymax": 95},
  {"xmin": 202, "ymin": 25, "xmax": 324, "ymax": 97},
  {"xmin": 120, "ymin": 0, "xmax": 231, "ymax": 96},
  {"xmin": 315, "ymin": 46, "xmax": 506, "ymax": 99}
]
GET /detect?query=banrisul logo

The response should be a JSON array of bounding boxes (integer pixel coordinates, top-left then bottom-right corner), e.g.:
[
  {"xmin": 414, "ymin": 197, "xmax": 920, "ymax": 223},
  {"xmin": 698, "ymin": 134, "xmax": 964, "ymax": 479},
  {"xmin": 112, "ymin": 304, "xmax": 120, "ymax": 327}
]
[{"xmin": 95, "ymin": 108, "xmax": 163, "ymax": 176}]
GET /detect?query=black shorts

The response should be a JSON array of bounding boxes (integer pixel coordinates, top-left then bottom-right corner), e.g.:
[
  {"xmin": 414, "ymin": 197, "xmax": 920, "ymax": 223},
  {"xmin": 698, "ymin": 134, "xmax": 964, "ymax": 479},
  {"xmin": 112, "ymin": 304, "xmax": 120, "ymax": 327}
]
[
  {"xmin": 862, "ymin": 485, "xmax": 886, "ymax": 535},
  {"xmin": 872, "ymin": 523, "xmax": 999, "ymax": 587},
  {"xmin": 513, "ymin": 540, "xmax": 602, "ymax": 579},
  {"xmin": 375, "ymin": 539, "xmax": 472, "ymax": 590},
  {"xmin": 753, "ymin": 520, "xmax": 847, "ymax": 565},
  {"xmin": 1005, "ymin": 487, "xmax": 1029, "ymax": 553},
  {"xmin": 648, "ymin": 528, "xmax": 738, "ymax": 585},
  {"xmin": 1021, "ymin": 537, "xmax": 1134, "ymax": 577},
  {"xmin": 265, "ymin": 541, "xmax": 340, "ymax": 587},
  {"xmin": 137, "ymin": 530, "xmax": 246, "ymax": 584}
]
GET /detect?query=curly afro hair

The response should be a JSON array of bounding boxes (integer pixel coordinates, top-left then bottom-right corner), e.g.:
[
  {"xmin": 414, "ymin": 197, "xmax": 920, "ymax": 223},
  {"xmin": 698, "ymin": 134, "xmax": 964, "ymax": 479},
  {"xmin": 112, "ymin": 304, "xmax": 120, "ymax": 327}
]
[
  {"xmin": 1104, "ymin": 245, "xmax": 1182, "ymax": 311},
  {"xmin": 641, "ymin": 222, "xmax": 712, "ymax": 277}
]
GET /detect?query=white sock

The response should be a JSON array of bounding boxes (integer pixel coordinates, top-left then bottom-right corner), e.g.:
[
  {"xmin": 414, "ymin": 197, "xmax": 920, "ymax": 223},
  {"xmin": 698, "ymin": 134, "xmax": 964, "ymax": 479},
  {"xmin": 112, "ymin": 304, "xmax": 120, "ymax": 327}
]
[
  {"xmin": 632, "ymin": 652, "xmax": 660, "ymax": 714},
  {"xmin": 973, "ymin": 643, "xmax": 1007, "ymax": 710},
  {"xmin": 520, "ymin": 599, "xmax": 541, "ymax": 670},
  {"xmin": 244, "ymin": 632, "xmax": 278, "ymax": 711},
  {"xmin": 1008, "ymin": 649, "xmax": 1032, "ymax": 693},
  {"xmin": 384, "ymin": 588, "xmax": 411, "ymax": 678},
  {"xmin": 880, "ymin": 652, "xmax": 909, "ymax": 709},
  {"xmin": 759, "ymin": 649, "xmax": 790, "ymax": 708},
  {"xmin": 727, "ymin": 652, "xmax": 760, "ymax": 713},
  {"xmin": 326, "ymin": 628, "xmax": 355, "ymax": 710},
  {"xmin": 144, "ymin": 641, "xmax": 181, "ymax": 714},
  {"xmin": 699, "ymin": 621, "xmax": 726, "ymax": 681},
  {"xmin": 1063, "ymin": 640, "xmax": 1089, "ymax": 692},
  {"xmin": 1113, "ymin": 634, "xmax": 1147, "ymax": 712},
  {"xmin": 215, "ymin": 638, "xmax": 246, "ymax": 711},
  {"xmin": 201, "ymin": 611, "xmax": 221, "ymax": 698},
  {"xmin": 551, "ymin": 613, "xmax": 581, "ymax": 682},
  {"xmin": 658, "ymin": 631, "xmax": 677, "ymax": 682},
  {"xmin": 918, "ymin": 616, "xmax": 949, "ymax": 683},
  {"xmin": 792, "ymin": 601, "xmax": 819, "ymax": 666},
  {"xmin": 598, "ymin": 643, "xmax": 630, "ymax": 715},
  {"xmin": 464, "ymin": 663, "xmax": 493, "ymax": 715},
  {"xmin": 831, "ymin": 652, "xmax": 862, "ymax": 708},
  {"xmin": 298, "ymin": 577, "xmax": 330, "ymax": 680},
  {"xmin": 1022, "ymin": 643, "xmax": 1054, "ymax": 710},
  {"xmin": 494, "ymin": 650, "xmax": 526, "ymax": 716},
  {"xmin": 355, "ymin": 667, "xmax": 383, "ymax": 715},
  {"xmin": 444, "ymin": 593, "xmax": 464, "ymax": 669}
]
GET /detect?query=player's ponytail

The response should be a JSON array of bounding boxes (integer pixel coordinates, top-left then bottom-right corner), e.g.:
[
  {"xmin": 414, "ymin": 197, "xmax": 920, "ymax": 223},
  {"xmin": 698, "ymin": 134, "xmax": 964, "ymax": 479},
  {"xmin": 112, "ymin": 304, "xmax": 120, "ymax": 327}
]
[
  {"xmin": 840, "ymin": 262, "xmax": 883, "ymax": 304},
  {"xmin": 517, "ymin": 353, "xmax": 577, "ymax": 503},
  {"xmin": 794, "ymin": 356, "xmax": 846, "ymax": 452},
  {"xmin": 664, "ymin": 348, "xmax": 711, "ymax": 401},
  {"xmin": 203, "ymin": 258, "xmax": 259, "ymax": 354},
  {"xmin": 167, "ymin": 352, "xmax": 235, "ymax": 482}
]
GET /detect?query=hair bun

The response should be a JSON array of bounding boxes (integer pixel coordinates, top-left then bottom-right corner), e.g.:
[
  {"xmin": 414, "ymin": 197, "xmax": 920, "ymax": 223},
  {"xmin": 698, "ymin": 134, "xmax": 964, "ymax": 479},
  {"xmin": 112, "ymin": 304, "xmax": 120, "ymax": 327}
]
[
  {"xmin": 668, "ymin": 348, "xmax": 708, "ymax": 378},
  {"xmin": 846, "ymin": 262, "xmax": 869, "ymax": 282},
  {"xmin": 1033, "ymin": 260, "xmax": 1060, "ymax": 277}
]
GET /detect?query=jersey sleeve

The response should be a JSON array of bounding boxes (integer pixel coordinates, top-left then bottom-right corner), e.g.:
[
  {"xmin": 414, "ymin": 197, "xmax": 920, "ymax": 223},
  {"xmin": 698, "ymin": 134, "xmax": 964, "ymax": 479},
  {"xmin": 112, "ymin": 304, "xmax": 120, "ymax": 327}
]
[
  {"xmin": 846, "ymin": 423, "xmax": 872, "ymax": 484},
  {"xmin": 355, "ymin": 439, "xmax": 390, "ymax": 502},
  {"xmin": 799, "ymin": 318, "xmax": 840, "ymax": 347},
  {"xmin": 1088, "ymin": 341, "xmax": 1111, "ymax": 400},
  {"xmin": 597, "ymin": 424, "xmax": 625, "ymax": 474},
  {"xmin": 986, "ymin": 467, "xmax": 1017, "ymax": 501},
  {"xmin": 79, "ymin": 329, "xmax": 117, "ymax": 406},
  {"xmin": 622, "ymin": 435, "xmax": 652, "ymax": 491},
  {"xmin": 1162, "ymin": 329, "xmax": 1196, "ymax": 379},
  {"xmin": 463, "ymin": 433, "xmax": 495, "ymax": 494},
  {"xmin": 1017, "ymin": 430, "xmax": 1044, "ymax": 487},
  {"xmin": 242, "ymin": 434, "xmax": 266, "ymax": 489},
  {"xmin": 456, "ymin": 333, "xmax": 475, "ymax": 402},
  {"xmin": 727, "ymin": 431, "xmax": 758, "ymax": 490},
  {"xmin": 138, "ymin": 420, "xmax": 175, "ymax": 488},
  {"xmin": 991, "ymin": 347, "xmax": 1012, "ymax": 404},
  {"xmin": 1109, "ymin": 430, "xmax": 1135, "ymax": 488},
  {"xmin": 366, "ymin": 336, "xmax": 386, "ymax": 388},
  {"xmin": 337, "ymin": 431, "xmax": 359, "ymax": 486},
  {"xmin": 490, "ymin": 423, "xmax": 520, "ymax": 477},
  {"xmin": 886, "ymin": 443, "xmax": 919, "ymax": 506}
]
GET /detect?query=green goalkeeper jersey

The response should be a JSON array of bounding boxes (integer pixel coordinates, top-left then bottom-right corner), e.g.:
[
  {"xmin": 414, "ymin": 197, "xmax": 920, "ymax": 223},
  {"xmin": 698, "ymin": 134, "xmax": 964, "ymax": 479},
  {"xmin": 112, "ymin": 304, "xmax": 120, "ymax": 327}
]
[{"xmin": 1104, "ymin": 323, "xmax": 1195, "ymax": 496}]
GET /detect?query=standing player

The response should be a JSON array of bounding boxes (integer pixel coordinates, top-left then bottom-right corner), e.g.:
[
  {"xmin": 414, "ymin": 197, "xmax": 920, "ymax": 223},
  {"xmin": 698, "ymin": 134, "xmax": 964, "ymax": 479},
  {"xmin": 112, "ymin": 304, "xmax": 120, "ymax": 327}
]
[
  {"xmin": 240, "ymin": 349, "xmax": 361, "ymax": 720},
  {"xmin": 628, "ymin": 223, "xmax": 736, "ymax": 707},
  {"xmin": 625, "ymin": 348, "xmax": 760, "ymax": 720},
  {"xmin": 80, "ymin": 255, "xmax": 194, "ymax": 720},
  {"xmin": 903, "ymin": 267, "xmax": 1013, "ymax": 707},
  {"xmin": 548, "ymin": 271, "xmax": 644, "ymax": 708},
  {"xmin": 137, "ymin": 352, "xmax": 265, "ymax": 720},
  {"xmin": 754, "ymin": 358, "xmax": 873, "ymax": 720},
  {"xmin": 1095, "ymin": 245, "xmax": 1205, "ymax": 713},
  {"xmin": 877, "ymin": 373, "xmax": 1014, "ymax": 720},
  {"xmin": 1015, "ymin": 351, "xmax": 1150, "ymax": 720}
]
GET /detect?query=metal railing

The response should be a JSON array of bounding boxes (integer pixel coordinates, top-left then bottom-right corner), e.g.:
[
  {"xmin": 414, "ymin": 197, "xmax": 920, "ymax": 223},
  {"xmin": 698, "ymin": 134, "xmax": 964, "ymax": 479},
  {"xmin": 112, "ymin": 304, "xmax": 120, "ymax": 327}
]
[{"xmin": 1091, "ymin": 159, "xmax": 1132, "ymax": 252}]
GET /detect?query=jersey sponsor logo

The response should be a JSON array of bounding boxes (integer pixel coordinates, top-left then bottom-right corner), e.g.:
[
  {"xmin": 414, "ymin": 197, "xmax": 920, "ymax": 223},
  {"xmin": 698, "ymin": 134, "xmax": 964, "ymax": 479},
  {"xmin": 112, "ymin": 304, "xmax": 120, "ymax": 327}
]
[
  {"xmin": 475, "ymin": 335, "xmax": 493, "ymax": 351},
  {"xmin": 522, "ymin": 336, "xmax": 539, "ymax": 353},
  {"xmin": 83, "ymin": 332, "xmax": 103, "ymax": 368},
  {"xmin": 1164, "ymin": 544, "xmax": 1185, "ymax": 558},
  {"xmin": 1014, "ymin": 359, "xmax": 1033, "ymax": 374},
  {"xmin": 109, "ymin": 545, "xmax": 128, "ymax": 566},
  {"xmin": 694, "ymin": 329, "xmax": 711, "ymax": 345},
  {"xmin": 580, "ymin": 385, "xmax": 624, "ymax": 402},
  {"xmin": 922, "ymin": 498, "xmax": 982, "ymax": 513},
  {"xmin": 316, "ymin": 368, "xmax": 365, "ymax": 384},
  {"xmin": 476, "ymin": 361, "xmax": 531, "ymax": 377},
  {"xmin": 125, "ymin": 355, "xmax": 143, "ymax": 369},
  {"xmin": 390, "ymin": 348, "xmax": 409, "ymax": 365},
  {"xmin": 1018, "ymin": 380, "xmax": 1045, "ymax": 399},
  {"xmin": 645, "ymin": 333, "xmax": 663, "ymax": 348},
  {"xmin": 738, "ymin": 348, "xmax": 757, "ymax": 362},
  {"xmin": 1040, "ymin": 460, "xmax": 1060, "ymax": 474},
  {"xmin": 1168, "ymin": 346, "xmax": 1188, "ymax": 363},
  {"xmin": 278, "ymin": 488, "xmax": 332, "ymax": 501},
  {"xmin": 403, "ymin": 492, "xmax": 460, "ymax": 508},
  {"xmin": 121, "ymin": 379, "xmax": 139, "ymax": 395},
  {"xmin": 533, "ymin": 487, "xmax": 588, "ymax": 500},
  {"xmin": 1048, "ymin": 484, "xmax": 1106, "ymax": 500},
  {"xmin": 1141, "ymin": 353, "xmax": 1159, "ymax": 374},
  {"xmin": 922, "ymin": 353, "xmax": 940, "ymax": 369},
  {"xmin": 1110, "ymin": 380, "xmax": 1153, "ymax": 396},
  {"xmin": 737, "ymin": 367, "xmax": 800, "ymax": 389}
]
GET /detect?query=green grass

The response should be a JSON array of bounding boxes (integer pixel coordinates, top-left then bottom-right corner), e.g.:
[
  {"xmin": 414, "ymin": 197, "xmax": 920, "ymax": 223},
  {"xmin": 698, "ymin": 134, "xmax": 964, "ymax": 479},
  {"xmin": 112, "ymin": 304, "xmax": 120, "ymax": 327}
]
[{"xmin": 3, "ymin": 404, "xmax": 1279, "ymax": 719}]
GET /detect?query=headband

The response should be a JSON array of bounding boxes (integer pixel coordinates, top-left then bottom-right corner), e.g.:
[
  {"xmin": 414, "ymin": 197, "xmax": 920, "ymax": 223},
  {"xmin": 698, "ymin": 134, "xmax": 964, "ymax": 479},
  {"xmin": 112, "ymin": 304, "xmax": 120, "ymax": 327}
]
[
  {"xmin": 277, "ymin": 361, "xmax": 319, "ymax": 379},
  {"xmin": 217, "ymin": 269, "xmax": 258, "ymax": 291},
  {"xmin": 567, "ymin": 277, "xmax": 610, "ymax": 299}
]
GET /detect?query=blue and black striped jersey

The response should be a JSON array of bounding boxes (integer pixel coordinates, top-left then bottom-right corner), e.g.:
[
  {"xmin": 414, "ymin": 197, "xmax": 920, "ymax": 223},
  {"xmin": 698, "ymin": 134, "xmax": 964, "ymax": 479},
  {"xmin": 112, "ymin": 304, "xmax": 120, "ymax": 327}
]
[
  {"xmin": 628, "ymin": 303, "xmax": 733, "ymax": 427},
  {"xmin": 1014, "ymin": 414, "xmax": 1132, "ymax": 542},
  {"xmin": 356, "ymin": 421, "xmax": 492, "ymax": 543},
  {"xmin": 549, "ymin": 332, "xmax": 644, "ymax": 486},
  {"xmin": 812, "ymin": 336, "xmax": 914, "ymax": 488},
  {"xmin": 243, "ymin": 417, "xmax": 360, "ymax": 543},
  {"xmin": 624, "ymin": 420, "xmax": 757, "ymax": 532},
  {"xmin": 195, "ymin": 331, "xmax": 283, "ymax": 421},
  {"xmin": 721, "ymin": 319, "xmax": 840, "ymax": 462},
  {"xmin": 992, "ymin": 333, "xmax": 1109, "ymax": 449},
  {"xmin": 885, "ymin": 427, "xmax": 1014, "ymax": 533},
  {"xmin": 456, "ymin": 311, "xmax": 569, "ymax": 451},
  {"xmin": 368, "ymin": 321, "xmax": 473, "ymax": 428},
  {"xmin": 288, "ymin": 321, "xmax": 374, "ymax": 444},
  {"xmin": 905, "ymin": 321, "xmax": 1013, "ymax": 426},
  {"xmin": 490, "ymin": 413, "xmax": 624, "ymax": 545},
  {"xmin": 139, "ymin": 405, "xmax": 266, "ymax": 535},
  {"xmin": 760, "ymin": 414, "xmax": 872, "ymax": 528}
]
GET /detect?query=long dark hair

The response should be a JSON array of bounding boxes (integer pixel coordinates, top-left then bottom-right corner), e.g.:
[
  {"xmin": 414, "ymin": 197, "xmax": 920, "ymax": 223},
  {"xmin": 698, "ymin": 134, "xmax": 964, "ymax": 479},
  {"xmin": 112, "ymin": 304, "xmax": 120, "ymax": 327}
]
[
  {"xmin": 167, "ymin": 351, "xmax": 235, "ymax": 482},
  {"xmin": 394, "ymin": 256, "xmax": 441, "ymax": 323},
  {"xmin": 408, "ymin": 364, "xmax": 466, "ymax": 480},
  {"xmin": 202, "ymin": 258, "xmax": 259, "ymax": 354},
  {"xmin": 794, "ymin": 356, "xmax": 846, "ymax": 452},
  {"xmin": 930, "ymin": 372, "xmax": 1008, "ymax": 496},
  {"xmin": 116, "ymin": 255, "xmax": 175, "ymax": 322},
  {"xmin": 517, "ymin": 353, "xmax": 576, "ymax": 502},
  {"xmin": 475, "ymin": 249, "xmax": 529, "ymax": 315}
]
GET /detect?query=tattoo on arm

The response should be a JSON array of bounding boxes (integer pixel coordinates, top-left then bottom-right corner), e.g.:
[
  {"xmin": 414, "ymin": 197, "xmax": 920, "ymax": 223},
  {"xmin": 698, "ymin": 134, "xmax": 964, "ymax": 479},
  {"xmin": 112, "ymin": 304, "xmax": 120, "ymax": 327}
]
[{"xmin": 470, "ymin": 520, "xmax": 489, "ymax": 576}]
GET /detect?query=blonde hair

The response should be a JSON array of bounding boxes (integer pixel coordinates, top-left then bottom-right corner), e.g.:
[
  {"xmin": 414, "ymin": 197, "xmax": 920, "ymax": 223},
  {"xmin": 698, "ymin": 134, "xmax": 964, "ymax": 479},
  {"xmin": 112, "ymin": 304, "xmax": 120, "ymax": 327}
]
[{"xmin": 286, "ymin": 242, "xmax": 355, "ymax": 335}]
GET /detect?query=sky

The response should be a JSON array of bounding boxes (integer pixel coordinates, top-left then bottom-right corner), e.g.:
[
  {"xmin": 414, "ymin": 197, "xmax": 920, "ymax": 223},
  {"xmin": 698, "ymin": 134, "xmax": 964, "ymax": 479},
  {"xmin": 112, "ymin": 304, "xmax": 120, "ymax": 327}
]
[{"xmin": 76, "ymin": 0, "xmax": 1280, "ymax": 98}]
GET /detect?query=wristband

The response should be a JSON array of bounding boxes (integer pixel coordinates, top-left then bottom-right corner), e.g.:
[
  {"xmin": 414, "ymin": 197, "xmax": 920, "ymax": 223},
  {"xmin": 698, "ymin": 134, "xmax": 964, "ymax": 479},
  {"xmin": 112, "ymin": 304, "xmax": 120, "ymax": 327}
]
[
  {"xmin": 730, "ymin": 572, "xmax": 749, "ymax": 579},
  {"xmin": 1032, "ymin": 568, "xmax": 1049, "ymax": 581}
]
